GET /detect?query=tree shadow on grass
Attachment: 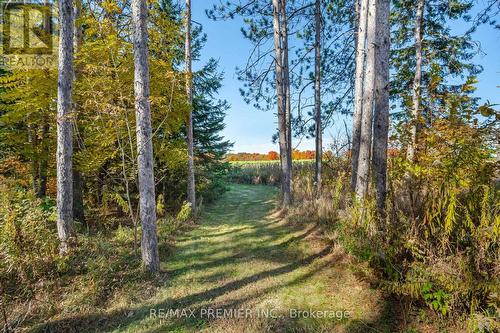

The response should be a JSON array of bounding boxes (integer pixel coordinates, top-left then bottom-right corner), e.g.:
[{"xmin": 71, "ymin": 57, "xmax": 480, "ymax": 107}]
[
  {"xmin": 164, "ymin": 223, "xmax": 320, "ymax": 278},
  {"xmin": 140, "ymin": 250, "xmax": 401, "ymax": 333},
  {"xmin": 170, "ymin": 214, "xmax": 319, "ymax": 263},
  {"xmin": 141, "ymin": 254, "xmax": 342, "ymax": 333},
  {"xmin": 178, "ymin": 226, "xmax": 250, "ymax": 241},
  {"xmin": 32, "ymin": 245, "xmax": 333, "ymax": 333}
]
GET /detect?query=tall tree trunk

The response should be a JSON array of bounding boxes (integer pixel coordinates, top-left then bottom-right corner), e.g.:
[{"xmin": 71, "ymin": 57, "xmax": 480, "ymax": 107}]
[
  {"xmin": 72, "ymin": 0, "xmax": 85, "ymax": 224},
  {"xmin": 185, "ymin": 0, "xmax": 196, "ymax": 211},
  {"xmin": 406, "ymin": 0, "xmax": 424, "ymax": 162},
  {"xmin": 355, "ymin": 0, "xmax": 377, "ymax": 199},
  {"xmin": 281, "ymin": 0, "xmax": 292, "ymax": 206},
  {"xmin": 314, "ymin": 0, "xmax": 322, "ymax": 190},
  {"xmin": 351, "ymin": 0, "xmax": 370, "ymax": 191},
  {"xmin": 131, "ymin": 0, "xmax": 160, "ymax": 273},
  {"xmin": 38, "ymin": 5, "xmax": 50, "ymax": 199},
  {"xmin": 272, "ymin": 0, "xmax": 291, "ymax": 207},
  {"xmin": 56, "ymin": 0, "xmax": 74, "ymax": 255},
  {"xmin": 373, "ymin": 0, "xmax": 390, "ymax": 214}
]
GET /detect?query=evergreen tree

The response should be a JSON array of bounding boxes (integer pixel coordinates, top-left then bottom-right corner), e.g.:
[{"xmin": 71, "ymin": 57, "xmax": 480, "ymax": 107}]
[
  {"xmin": 391, "ymin": 0, "xmax": 482, "ymax": 158},
  {"xmin": 192, "ymin": 59, "xmax": 233, "ymax": 201},
  {"xmin": 152, "ymin": 0, "xmax": 233, "ymax": 205}
]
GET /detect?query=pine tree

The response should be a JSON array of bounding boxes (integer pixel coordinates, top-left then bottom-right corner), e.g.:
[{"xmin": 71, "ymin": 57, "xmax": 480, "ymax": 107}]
[
  {"xmin": 391, "ymin": 0, "xmax": 481, "ymax": 159},
  {"xmin": 280, "ymin": 0, "xmax": 356, "ymax": 189},
  {"xmin": 192, "ymin": 59, "xmax": 233, "ymax": 201},
  {"xmin": 207, "ymin": 0, "xmax": 313, "ymax": 207},
  {"xmin": 185, "ymin": 0, "xmax": 196, "ymax": 211},
  {"xmin": 314, "ymin": 0, "xmax": 322, "ymax": 190}
]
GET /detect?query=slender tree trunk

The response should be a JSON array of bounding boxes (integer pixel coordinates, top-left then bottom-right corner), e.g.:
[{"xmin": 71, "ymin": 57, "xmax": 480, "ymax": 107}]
[
  {"xmin": 96, "ymin": 164, "xmax": 106, "ymax": 205},
  {"xmin": 38, "ymin": 122, "xmax": 49, "ymax": 197},
  {"xmin": 73, "ymin": 171, "xmax": 85, "ymax": 222},
  {"xmin": 56, "ymin": 0, "xmax": 74, "ymax": 254},
  {"xmin": 314, "ymin": 0, "xmax": 322, "ymax": 190},
  {"xmin": 72, "ymin": 0, "xmax": 85, "ymax": 224},
  {"xmin": 185, "ymin": 0, "xmax": 196, "ymax": 211},
  {"xmin": 281, "ymin": 0, "xmax": 292, "ymax": 205},
  {"xmin": 272, "ymin": 0, "xmax": 291, "ymax": 207},
  {"xmin": 406, "ymin": 0, "xmax": 424, "ymax": 162},
  {"xmin": 373, "ymin": 0, "xmax": 390, "ymax": 214},
  {"xmin": 355, "ymin": 0, "xmax": 377, "ymax": 199},
  {"xmin": 351, "ymin": 0, "xmax": 370, "ymax": 191},
  {"xmin": 131, "ymin": 0, "xmax": 160, "ymax": 273},
  {"xmin": 36, "ymin": 2, "xmax": 50, "ymax": 199},
  {"xmin": 28, "ymin": 124, "xmax": 40, "ymax": 195}
]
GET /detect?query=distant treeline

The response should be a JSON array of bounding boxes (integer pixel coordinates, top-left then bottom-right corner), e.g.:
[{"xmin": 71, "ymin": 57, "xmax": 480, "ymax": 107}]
[{"xmin": 226, "ymin": 150, "xmax": 332, "ymax": 161}]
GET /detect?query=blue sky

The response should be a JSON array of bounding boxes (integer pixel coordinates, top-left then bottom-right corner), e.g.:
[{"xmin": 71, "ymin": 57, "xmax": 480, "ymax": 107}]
[{"xmin": 192, "ymin": 0, "xmax": 499, "ymax": 153}]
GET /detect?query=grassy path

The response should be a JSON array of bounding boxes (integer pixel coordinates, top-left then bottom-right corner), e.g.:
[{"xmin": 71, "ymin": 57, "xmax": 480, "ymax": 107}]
[
  {"xmin": 121, "ymin": 184, "xmax": 394, "ymax": 333},
  {"xmin": 44, "ymin": 184, "xmax": 394, "ymax": 332}
]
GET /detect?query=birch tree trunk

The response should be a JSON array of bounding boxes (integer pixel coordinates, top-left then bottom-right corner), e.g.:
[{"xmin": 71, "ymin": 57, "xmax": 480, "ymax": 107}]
[
  {"xmin": 373, "ymin": 0, "xmax": 390, "ymax": 214},
  {"xmin": 281, "ymin": 0, "xmax": 292, "ymax": 206},
  {"xmin": 314, "ymin": 0, "xmax": 322, "ymax": 190},
  {"xmin": 351, "ymin": 0, "xmax": 370, "ymax": 191},
  {"xmin": 131, "ymin": 0, "xmax": 160, "ymax": 273},
  {"xmin": 406, "ymin": 0, "xmax": 424, "ymax": 162},
  {"xmin": 355, "ymin": 0, "xmax": 377, "ymax": 199},
  {"xmin": 185, "ymin": 0, "xmax": 196, "ymax": 210},
  {"xmin": 56, "ymin": 0, "xmax": 74, "ymax": 254},
  {"xmin": 272, "ymin": 0, "xmax": 291, "ymax": 207}
]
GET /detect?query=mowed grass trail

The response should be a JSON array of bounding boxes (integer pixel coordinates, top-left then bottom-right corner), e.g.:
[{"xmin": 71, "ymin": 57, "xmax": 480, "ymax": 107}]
[{"xmin": 42, "ymin": 184, "xmax": 396, "ymax": 332}]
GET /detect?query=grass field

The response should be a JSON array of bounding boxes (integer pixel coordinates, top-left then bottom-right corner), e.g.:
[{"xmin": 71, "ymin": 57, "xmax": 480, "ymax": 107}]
[
  {"xmin": 229, "ymin": 160, "xmax": 315, "ymax": 165},
  {"xmin": 229, "ymin": 160, "xmax": 315, "ymax": 186}
]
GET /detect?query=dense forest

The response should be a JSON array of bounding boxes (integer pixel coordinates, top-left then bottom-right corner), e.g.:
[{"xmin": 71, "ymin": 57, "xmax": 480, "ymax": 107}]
[{"xmin": 0, "ymin": 0, "xmax": 498, "ymax": 332}]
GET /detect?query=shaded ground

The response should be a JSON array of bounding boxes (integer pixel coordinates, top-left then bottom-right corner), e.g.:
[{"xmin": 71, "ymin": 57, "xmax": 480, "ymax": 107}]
[{"xmin": 37, "ymin": 184, "xmax": 398, "ymax": 332}]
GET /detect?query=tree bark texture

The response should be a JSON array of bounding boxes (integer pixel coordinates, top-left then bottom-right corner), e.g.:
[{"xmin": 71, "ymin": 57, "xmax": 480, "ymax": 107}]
[
  {"xmin": 373, "ymin": 0, "xmax": 391, "ymax": 214},
  {"xmin": 351, "ymin": 0, "xmax": 370, "ymax": 191},
  {"xmin": 56, "ymin": 0, "xmax": 74, "ymax": 254},
  {"xmin": 272, "ymin": 0, "xmax": 292, "ymax": 207},
  {"xmin": 354, "ymin": 0, "xmax": 377, "ymax": 199},
  {"xmin": 131, "ymin": 0, "xmax": 160, "ymax": 273}
]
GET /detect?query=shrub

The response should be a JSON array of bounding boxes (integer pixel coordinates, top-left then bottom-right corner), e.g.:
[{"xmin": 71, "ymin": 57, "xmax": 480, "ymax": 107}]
[
  {"xmin": 0, "ymin": 177, "xmax": 59, "ymax": 302},
  {"xmin": 287, "ymin": 114, "xmax": 498, "ymax": 329}
]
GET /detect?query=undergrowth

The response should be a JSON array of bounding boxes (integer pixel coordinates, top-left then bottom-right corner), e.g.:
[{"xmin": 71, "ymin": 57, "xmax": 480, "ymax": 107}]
[
  {"xmin": 285, "ymin": 136, "xmax": 499, "ymax": 332},
  {"xmin": 0, "ymin": 174, "xmax": 187, "ymax": 332}
]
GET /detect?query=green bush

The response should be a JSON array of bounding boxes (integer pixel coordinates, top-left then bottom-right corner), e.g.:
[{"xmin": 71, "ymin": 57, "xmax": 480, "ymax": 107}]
[{"xmin": 0, "ymin": 178, "xmax": 59, "ymax": 301}]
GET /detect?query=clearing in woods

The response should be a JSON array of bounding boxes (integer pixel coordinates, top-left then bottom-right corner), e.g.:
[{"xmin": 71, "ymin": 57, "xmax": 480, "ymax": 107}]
[{"xmin": 45, "ymin": 184, "xmax": 398, "ymax": 332}]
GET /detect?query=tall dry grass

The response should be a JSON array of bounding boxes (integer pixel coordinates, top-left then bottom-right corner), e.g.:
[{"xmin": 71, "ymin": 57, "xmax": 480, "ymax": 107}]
[{"xmin": 285, "ymin": 148, "xmax": 498, "ymax": 330}]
